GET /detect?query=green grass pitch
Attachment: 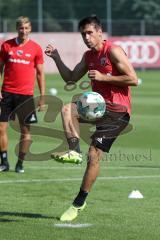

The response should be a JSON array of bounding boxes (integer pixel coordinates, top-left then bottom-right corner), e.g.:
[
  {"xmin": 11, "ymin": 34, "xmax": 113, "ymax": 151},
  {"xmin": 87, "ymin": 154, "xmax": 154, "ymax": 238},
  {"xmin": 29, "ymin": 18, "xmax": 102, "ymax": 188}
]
[{"xmin": 0, "ymin": 70, "xmax": 160, "ymax": 240}]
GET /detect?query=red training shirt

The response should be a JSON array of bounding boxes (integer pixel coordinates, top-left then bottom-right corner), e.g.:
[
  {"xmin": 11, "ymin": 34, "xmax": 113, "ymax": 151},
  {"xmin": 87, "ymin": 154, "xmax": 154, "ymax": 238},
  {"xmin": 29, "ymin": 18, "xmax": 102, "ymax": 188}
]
[
  {"xmin": 0, "ymin": 38, "xmax": 44, "ymax": 95},
  {"xmin": 85, "ymin": 40, "xmax": 131, "ymax": 115}
]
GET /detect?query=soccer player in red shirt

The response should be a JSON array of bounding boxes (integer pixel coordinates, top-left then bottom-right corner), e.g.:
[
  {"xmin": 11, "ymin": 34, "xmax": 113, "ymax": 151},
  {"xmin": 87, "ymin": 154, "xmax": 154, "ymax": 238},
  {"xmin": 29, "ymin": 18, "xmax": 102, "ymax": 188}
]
[
  {"xmin": 45, "ymin": 15, "xmax": 138, "ymax": 221},
  {"xmin": 0, "ymin": 16, "xmax": 45, "ymax": 173}
]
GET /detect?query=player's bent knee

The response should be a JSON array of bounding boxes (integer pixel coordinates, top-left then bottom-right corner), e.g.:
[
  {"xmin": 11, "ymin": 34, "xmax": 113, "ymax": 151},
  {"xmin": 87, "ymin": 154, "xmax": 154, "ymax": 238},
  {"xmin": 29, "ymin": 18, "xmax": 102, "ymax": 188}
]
[
  {"xmin": 20, "ymin": 131, "xmax": 31, "ymax": 140},
  {"xmin": 61, "ymin": 104, "xmax": 70, "ymax": 116},
  {"xmin": 0, "ymin": 124, "xmax": 8, "ymax": 135},
  {"xmin": 61, "ymin": 103, "xmax": 77, "ymax": 118}
]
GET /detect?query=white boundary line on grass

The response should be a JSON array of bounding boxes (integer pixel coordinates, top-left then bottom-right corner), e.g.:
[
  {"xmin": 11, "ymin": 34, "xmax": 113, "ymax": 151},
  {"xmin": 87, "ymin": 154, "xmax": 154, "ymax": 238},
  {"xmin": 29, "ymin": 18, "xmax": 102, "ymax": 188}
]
[
  {"xmin": 1, "ymin": 175, "xmax": 160, "ymax": 184},
  {"xmin": 54, "ymin": 223, "xmax": 93, "ymax": 228},
  {"xmin": 27, "ymin": 166, "xmax": 160, "ymax": 170}
]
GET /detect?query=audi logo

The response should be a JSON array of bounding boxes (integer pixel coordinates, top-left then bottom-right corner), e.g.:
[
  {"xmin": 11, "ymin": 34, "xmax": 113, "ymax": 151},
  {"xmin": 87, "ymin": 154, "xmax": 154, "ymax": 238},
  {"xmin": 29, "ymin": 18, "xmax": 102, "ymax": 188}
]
[{"xmin": 114, "ymin": 40, "xmax": 160, "ymax": 64}]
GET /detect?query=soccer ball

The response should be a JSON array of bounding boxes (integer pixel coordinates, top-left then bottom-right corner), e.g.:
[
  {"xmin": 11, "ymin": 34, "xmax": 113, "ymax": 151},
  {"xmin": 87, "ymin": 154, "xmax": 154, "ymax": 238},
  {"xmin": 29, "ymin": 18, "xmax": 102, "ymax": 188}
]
[
  {"xmin": 49, "ymin": 88, "xmax": 58, "ymax": 96},
  {"xmin": 76, "ymin": 91, "xmax": 106, "ymax": 121}
]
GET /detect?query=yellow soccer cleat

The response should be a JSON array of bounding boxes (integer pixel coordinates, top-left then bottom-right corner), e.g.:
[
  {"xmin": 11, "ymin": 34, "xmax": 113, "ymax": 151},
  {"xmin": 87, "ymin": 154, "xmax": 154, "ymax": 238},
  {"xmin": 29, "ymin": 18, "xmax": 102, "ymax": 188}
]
[
  {"xmin": 60, "ymin": 202, "xmax": 86, "ymax": 221},
  {"xmin": 51, "ymin": 150, "xmax": 83, "ymax": 164}
]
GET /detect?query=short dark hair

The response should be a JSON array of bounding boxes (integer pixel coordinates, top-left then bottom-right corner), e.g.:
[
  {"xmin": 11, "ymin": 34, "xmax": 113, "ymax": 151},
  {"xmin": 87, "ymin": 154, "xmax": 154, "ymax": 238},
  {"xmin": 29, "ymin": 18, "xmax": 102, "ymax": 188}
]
[{"xmin": 78, "ymin": 15, "xmax": 102, "ymax": 30}]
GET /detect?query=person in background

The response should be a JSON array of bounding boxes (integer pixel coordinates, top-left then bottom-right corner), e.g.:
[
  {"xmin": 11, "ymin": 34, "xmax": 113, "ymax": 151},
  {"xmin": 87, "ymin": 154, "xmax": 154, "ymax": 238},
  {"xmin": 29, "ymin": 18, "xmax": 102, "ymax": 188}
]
[{"xmin": 0, "ymin": 16, "xmax": 45, "ymax": 173}]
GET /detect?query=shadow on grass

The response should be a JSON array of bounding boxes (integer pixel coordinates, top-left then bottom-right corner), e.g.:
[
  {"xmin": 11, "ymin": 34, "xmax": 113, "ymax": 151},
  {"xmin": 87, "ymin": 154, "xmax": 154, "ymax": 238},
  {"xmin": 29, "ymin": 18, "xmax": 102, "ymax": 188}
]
[
  {"xmin": 0, "ymin": 211, "xmax": 59, "ymax": 220},
  {"xmin": 0, "ymin": 218, "xmax": 19, "ymax": 222},
  {"xmin": 126, "ymin": 165, "xmax": 160, "ymax": 169}
]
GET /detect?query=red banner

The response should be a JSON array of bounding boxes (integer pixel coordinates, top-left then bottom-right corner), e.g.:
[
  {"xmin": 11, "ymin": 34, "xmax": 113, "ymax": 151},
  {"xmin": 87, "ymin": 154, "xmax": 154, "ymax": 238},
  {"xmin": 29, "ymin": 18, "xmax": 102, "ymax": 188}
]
[{"xmin": 109, "ymin": 37, "xmax": 160, "ymax": 68}]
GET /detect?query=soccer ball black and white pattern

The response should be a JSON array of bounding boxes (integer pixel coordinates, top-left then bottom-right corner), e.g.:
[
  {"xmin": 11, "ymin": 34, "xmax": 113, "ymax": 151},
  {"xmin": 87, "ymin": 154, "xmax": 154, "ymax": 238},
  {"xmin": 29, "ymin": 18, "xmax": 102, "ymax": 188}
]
[{"xmin": 77, "ymin": 91, "xmax": 106, "ymax": 121}]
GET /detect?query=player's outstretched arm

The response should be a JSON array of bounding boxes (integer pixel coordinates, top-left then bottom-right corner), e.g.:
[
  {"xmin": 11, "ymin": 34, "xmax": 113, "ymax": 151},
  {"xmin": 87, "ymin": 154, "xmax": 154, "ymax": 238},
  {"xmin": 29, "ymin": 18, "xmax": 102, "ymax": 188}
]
[{"xmin": 45, "ymin": 44, "xmax": 87, "ymax": 83}]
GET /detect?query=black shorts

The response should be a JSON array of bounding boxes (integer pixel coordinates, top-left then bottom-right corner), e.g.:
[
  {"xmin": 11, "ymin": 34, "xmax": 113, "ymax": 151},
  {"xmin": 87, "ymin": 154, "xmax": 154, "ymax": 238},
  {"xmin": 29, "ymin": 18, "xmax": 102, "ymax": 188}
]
[
  {"xmin": 0, "ymin": 91, "xmax": 37, "ymax": 124},
  {"xmin": 90, "ymin": 111, "xmax": 130, "ymax": 152},
  {"xmin": 79, "ymin": 110, "xmax": 130, "ymax": 153}
]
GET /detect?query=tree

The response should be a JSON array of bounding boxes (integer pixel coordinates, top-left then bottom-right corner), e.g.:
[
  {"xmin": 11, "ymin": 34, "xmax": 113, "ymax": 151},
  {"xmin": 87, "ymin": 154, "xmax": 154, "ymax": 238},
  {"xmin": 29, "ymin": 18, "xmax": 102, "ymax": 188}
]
[
  {"xmin": 0, "ymin": 0, "xmax": 160, "ymax": 33},
  {"xmin": 132, "ymin": 0, "xmax": 160, "ymax": 20}
]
